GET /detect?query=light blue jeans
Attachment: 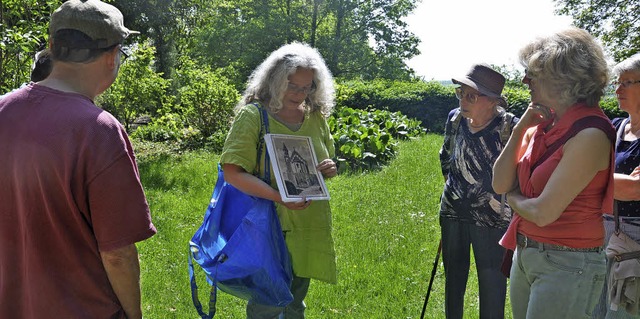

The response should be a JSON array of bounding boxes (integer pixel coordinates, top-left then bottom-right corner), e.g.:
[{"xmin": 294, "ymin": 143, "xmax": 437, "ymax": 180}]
[
  {"xmin": 592, "ymin": 216, "xmax": 640, "ymax": 319},
  {"xmin": 246, "ymin": 275, "xmax": 311, "ymax": 319},
  {"xmin": 510, "ymin": 244, "xmax": 606, "ymax": 319}
]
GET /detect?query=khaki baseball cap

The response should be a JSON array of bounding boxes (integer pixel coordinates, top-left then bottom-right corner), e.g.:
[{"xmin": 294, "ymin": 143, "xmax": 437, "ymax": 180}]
[{"xmin": 50, "ymin": 0, "xmax": 138, "ymax": 49}]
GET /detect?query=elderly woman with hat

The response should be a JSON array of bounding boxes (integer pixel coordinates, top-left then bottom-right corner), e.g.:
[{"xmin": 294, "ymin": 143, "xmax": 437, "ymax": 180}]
[
  {"xmin": 492, "ymin": 28, "xmax": 614, "ymax": 318},
  {"xmin": 438, "ymin": 63, "xmax": 518, "ymax": 319}
]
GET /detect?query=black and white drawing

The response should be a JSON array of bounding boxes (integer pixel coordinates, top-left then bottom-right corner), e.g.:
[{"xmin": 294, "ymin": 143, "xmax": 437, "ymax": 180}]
[{"xmin": 264, "ymin": 134, "xmax": 330, "ymax": 202}]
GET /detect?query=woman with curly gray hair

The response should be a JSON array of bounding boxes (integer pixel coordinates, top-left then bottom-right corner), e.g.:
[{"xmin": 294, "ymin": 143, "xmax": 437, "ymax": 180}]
[
  {"xmin": 220, "ymin": 42, "xmax": 337, "ymax": 319},
  {"xmin": 492, "ymin": 28, "xmax": 616, "ymax": 318}
]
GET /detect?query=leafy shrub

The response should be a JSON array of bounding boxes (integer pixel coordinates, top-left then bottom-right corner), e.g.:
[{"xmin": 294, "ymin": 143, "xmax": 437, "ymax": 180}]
[
  {"xmin": 97, "ymin": 42, "xmax": 172, "ymax": 131},
  {"xmin": 336, "ymin": 79, "xmax": 457, "ymax": 133},
  {"xmin": 503, "ymin": 86, "xmax": 530, "ymax": 118},
  {"xmin": 174, "ymin": 58, "xmax": 240, "ymax": 149},
  {"xmin": 601, "ymin": 95, "xmax": 626, "ymax": 119},
  {"xmin": 329, "ymin": 106, "xmax": 425, "ymax": 173},
  {"xmin": 131, "ymin": 113, "xmax": 184, "ymax": 142},
  {"xmin": 335, "ymin": 78, "xmax": 549, "ymax": 129}
]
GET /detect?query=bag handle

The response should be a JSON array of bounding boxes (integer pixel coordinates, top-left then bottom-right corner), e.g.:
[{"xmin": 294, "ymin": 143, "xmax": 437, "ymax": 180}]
[{"xmin": 188, "ymin": 251, "xmax": 217, "ymax": 319}]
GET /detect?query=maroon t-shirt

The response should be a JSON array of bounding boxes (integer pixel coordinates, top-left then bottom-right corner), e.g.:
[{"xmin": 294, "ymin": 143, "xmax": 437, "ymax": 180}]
[{"xmin": 0, "ymin": 84, "xmax": 156, "ymax": 318}]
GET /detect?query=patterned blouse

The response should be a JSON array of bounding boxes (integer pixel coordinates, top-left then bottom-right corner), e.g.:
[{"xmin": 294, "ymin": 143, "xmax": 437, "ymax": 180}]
[{"xmin": 439, "ymin": 108, "xmax": 518, "ymax": 228}]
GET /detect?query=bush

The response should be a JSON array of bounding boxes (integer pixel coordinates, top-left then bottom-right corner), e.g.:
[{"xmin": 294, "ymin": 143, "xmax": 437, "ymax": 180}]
[
  {"xmin": 601, "ymin": 95, "xmax": 626, "ymax": 119},
  {"xmin": 174, "ymin": 58, "xmax": 240, "ymax": 149},
  {"xmin": 336, "ymin": 79, "xmax": 458, "ymax": 133},
  {"xmin": 503, "ymin": 86, "xmax": 530, "ymax": 118},
  {"xmin": 97, "ymin": 42, "xmax": 172, "ymax": 131},
  {"xmin": 131, "ymin": 113, "xmax": 184, "ymax": 142},
  {"xmin": 329, "ymin": 106, "xmax": 425, "ymax": 173}
]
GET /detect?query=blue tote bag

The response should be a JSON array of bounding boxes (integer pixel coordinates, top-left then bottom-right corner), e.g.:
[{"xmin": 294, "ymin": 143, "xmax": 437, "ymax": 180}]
[{"xmin": 188, "ymin": 105, "xmax": 293, "ymax": 318}]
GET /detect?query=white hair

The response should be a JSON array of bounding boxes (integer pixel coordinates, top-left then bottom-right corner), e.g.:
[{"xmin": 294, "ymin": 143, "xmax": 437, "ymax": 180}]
[
  {"xmin": 237, "ymin": 42, "xmax": 335, "ymax": 117},
  {"xmin": 613, "ymin": 53, "xmax": 640, "ymax": 77}
]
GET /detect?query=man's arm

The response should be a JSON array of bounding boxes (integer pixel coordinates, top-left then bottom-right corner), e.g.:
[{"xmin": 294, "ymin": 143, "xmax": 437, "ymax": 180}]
[{"xmin": 100, "ymin": 244, "xmax": 142, "ymax": 319}]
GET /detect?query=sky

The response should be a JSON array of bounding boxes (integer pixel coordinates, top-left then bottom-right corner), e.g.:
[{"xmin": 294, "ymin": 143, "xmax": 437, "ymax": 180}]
[{"xmin": 404, "ymin": 0, "xmax": 574, "ymax": 81}]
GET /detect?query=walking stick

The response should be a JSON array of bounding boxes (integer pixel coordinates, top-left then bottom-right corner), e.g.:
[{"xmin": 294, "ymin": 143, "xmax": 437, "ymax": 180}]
[{"xmin": 420, "ymin": 239, "xmax": 442, "ymax": 319}]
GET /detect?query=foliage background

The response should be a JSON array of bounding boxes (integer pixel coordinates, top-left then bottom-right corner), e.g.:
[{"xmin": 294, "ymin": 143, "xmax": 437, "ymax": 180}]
[
  {"xmin": 137, "ymin": 136, "xmax": 458, "ymax": 318},
  {"xmin": 1, "ymin": 0, "xmax": 636, "ymax": 317}
]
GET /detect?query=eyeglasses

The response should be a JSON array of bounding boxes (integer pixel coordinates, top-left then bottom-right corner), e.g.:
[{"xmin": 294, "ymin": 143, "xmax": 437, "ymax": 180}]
[
  {"xmin": 118, "ymin": 45, "xmax": 131, "ymax": 63},
  {"xmin": 286, "ymin": 82, "xmax": 316, "ymax": 95},
  {"xmin": 613, "ymin": 80, "xmax": 640, "ymax": 88},
  {"xmin": 455, "ymin": 87, "xmax": 485, "ymax": 104}
]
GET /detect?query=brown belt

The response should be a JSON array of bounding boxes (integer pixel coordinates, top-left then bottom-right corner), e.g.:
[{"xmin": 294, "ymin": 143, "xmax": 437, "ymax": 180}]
[{"xmin": 516, "ymin": 233, "xmax": 602, "ymax": 253}]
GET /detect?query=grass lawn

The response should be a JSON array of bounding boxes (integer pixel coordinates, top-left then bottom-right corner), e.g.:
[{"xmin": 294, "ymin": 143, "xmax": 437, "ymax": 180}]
[{"xmin": 136, "ymin": 134, "xmax": 512, "ymax": 318}]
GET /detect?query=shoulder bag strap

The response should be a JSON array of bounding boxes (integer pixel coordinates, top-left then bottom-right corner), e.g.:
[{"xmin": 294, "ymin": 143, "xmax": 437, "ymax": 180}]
[
  {"xmin": 614, "ymin": 118, "xmax": 629, "ymax": 233},
  {"xmin": 499, "ymin": 112, "xmax": 515, "ymax": 145},
  {"xmin": 448, "ymin": 108, "xmax": 462, "ymax": 153},
  {"xmin": 253, "ymin": 102, "xmax": 271, "ymax": 185},
  {"xmin": 498, "ymin": 111, "xmax": 514, "ymax": 216},
  {"xmin": 531, "ymin": 116, "xmax": 614, "ymax": 172}
]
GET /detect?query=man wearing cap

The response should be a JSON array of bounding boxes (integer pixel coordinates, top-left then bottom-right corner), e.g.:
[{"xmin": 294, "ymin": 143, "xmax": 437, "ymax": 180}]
[
  {"xmin": 0, "ymin": 1, "xmax": 155, "ymax": 318},
  {"xmin": 438, "ymin": 63, "xmax": 518, "ymax": 318}
]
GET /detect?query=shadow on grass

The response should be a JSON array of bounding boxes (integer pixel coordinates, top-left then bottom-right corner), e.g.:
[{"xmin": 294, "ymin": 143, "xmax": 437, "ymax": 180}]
[{"xmin": 137, "ymin": 153, "xmax": 180, "ymax": 192}]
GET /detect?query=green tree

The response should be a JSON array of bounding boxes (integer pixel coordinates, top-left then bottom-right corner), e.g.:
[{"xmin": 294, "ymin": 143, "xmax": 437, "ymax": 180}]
[
  {"xmin": 555, "ymin": 0, "xmax": 640, "ymax": 61},
  {"xmin": 322, "ymin": 0, "xmax": 419, "ymax": 80},
  {"xmin": 174, "ymin": 57, "xmax": 240, "ymax": 144},
  {"xmin": 190, "ymin": 0, "xmax": 420, "ymax": 83},
  {"xmin": 0, "ymin": 0, "xmax": 58, "ymax": 93},
  {"xmin": 110, "ymin": 0, "xmax": 206, "ymax": 80},
  {"xmin": 96, "ymin": 42, "xmax": 172, "ymax": 131}
]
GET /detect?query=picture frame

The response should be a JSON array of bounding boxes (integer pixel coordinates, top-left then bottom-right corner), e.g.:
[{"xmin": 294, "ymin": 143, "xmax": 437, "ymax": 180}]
[{"xmin": 264, "ymin": 133, "xmax": 330, "ymax": 202}]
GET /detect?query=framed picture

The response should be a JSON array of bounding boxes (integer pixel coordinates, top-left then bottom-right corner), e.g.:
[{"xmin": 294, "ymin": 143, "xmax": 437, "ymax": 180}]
[{"xmin": 264, "ymin": 133, "xmax": 330, "ymax": 202}]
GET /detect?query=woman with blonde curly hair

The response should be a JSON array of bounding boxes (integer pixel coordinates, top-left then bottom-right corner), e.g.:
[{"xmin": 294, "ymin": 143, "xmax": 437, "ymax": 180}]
[
  {"xmin": 220, "ymin": 42, "xmax": 337, "ymax": 319},
  {"xmin": 492, "ymin": 28, "xmax": 616, "ymax": 318}
]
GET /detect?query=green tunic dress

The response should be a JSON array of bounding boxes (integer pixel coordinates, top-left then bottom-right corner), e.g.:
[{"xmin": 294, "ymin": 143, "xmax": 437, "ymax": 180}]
[{"xmin": 220, "ymin": 103, "xmax": 337, "ymax": 284}]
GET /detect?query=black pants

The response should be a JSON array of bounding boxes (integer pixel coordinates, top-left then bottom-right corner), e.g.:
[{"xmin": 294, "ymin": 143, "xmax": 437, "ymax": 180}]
[{"xmin": 439, "ymin": 217, "xmax": 508, "ymax": 319}]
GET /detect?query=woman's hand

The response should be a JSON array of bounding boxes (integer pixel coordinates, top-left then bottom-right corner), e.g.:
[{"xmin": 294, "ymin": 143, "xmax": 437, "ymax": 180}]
[
  {"xmin": 515, "ymin": 103, "xmax": 554, "ymax": 132},
  {"xmin": 506, "ymin": 188, "xmax": 523, "ymax": 210},
  {"xmin": 280, "ymin": 199, "xmax": 312, "ymax": 210},
  {"xmin": 317, "ymin": 158, "xmax": 337, "ymax": 178},
  {"xmin": 631, "ymin": 166, "xmax": 640, "ymax": 178}
]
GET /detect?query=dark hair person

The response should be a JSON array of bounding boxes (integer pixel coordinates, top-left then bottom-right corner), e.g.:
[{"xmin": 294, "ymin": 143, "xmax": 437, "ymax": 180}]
[
  {"xmin": 30, "ymin": 49, "xmax": 53, "ymax": 82},
  {"xmin": 439, "ymin": 63, "xmax": 518, "ymax": 319},
  {"xmin": 492, "ymin": 27, "xmax": 615, "ymax": 318}
]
